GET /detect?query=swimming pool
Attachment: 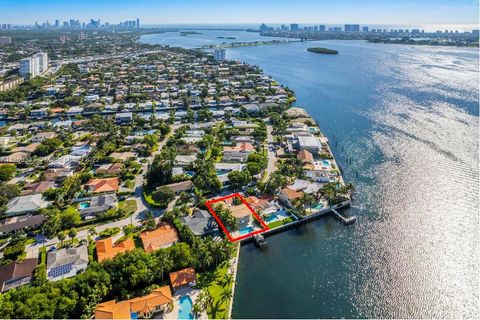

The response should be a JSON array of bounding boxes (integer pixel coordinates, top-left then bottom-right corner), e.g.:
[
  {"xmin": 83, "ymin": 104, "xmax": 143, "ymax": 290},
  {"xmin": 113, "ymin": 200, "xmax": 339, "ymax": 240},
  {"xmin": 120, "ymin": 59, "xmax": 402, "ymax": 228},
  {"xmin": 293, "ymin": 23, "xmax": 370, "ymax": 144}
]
[
  {"xmin": 239, "ymin": 226, "xmax": 254, "ymax": 235},
  {"xmin": 78, "ymin": 202, "xmax": 90, "ymax": 209},
  {"xmin": 322, "ymin": 160, "xmax": 330, "ymax": 167},
  {"xmin": 312, "ymin": 203, "xmax": 324, "ymax": 210},
  {"xmin": 178, "ymin": 295, "xmax": 194, "ymax": 319},
  {"xmin": 265, "ymin": 214, "xmax": 279, "ymax": 223}
]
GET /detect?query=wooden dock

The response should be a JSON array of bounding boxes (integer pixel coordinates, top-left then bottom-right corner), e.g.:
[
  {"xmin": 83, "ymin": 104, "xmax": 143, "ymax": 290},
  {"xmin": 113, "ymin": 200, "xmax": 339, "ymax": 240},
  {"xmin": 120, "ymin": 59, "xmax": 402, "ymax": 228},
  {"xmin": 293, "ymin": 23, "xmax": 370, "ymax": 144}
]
[{"xmin": 331, "ymin": 208, "xmax": 356, "ymax": 225}]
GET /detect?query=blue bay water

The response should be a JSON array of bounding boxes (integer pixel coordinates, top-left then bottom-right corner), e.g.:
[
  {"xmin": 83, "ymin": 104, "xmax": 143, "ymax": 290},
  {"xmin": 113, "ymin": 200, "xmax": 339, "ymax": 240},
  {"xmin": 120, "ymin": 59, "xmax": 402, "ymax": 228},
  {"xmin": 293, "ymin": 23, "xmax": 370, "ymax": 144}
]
[{"xmin": 139, "ymin": 32, "xmax": 479, "ymax": 318}]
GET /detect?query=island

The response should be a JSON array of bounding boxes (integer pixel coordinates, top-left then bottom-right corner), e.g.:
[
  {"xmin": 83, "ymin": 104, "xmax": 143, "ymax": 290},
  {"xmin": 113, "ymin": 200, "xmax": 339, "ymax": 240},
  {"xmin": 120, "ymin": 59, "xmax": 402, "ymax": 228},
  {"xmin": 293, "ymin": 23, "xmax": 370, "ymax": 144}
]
[
  {"xmin": 179, "ymin": 31, "xmax": 202, "ymax": 36},
  {"xmin": 307, "ymin": 47, "xmax": 339, "ymax": 54}
]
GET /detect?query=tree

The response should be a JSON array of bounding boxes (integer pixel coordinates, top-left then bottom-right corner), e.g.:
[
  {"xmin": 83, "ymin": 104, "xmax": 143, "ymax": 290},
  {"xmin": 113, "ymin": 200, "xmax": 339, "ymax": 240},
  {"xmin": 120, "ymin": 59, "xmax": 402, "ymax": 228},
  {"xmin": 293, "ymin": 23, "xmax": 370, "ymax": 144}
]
[
  {"xmin": 61, "ymin": 206, "xmax": 81, "ymax": 229},
  {"xmin": 57, "ymin": 231, "xmax": 66, "ymax": 246},
  {"xmin": 0, "ymin": 183, "xmax": 20, "ymax": 208},
  {"xmin": 68, "ymin": 228, "xmax": 77, "ymax": 241},
  {"xmin": 152, "ymin": 186, "xmax": 175, "ymax": 208},
  {"xmin": 41, "ymin": 207, "xmax": 62, "ymax": 238},
  {"xmin": 214, "ymin": 204, "xmax": 238, "ymax": 231},
  {"xmin": 227, "ymin": 170, "xmax": 251, "ymax": 190},
  {"xmin": 0, "ymin": 164, "xmax": 16, "ymax": 181}
]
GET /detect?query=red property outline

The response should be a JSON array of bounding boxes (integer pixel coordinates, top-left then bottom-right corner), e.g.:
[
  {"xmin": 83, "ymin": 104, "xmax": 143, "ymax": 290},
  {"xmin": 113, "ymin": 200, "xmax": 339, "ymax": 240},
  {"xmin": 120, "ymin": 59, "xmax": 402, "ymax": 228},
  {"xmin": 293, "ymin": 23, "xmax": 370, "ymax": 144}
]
[{"xmin": 205, "ymin": 193, "xmax": 269, "ymax": 242}]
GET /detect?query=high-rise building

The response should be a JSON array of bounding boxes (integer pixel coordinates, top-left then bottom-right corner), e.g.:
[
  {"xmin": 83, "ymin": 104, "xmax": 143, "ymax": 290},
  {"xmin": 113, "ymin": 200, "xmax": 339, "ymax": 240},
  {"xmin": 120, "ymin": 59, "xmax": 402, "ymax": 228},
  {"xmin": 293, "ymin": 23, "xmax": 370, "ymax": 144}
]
[
  {"xmin": 319, "ymin": 25, "xmax": 326, "ymax": 32},
  {"xmin": 362, "ymin": 26, "xmax": 369, "ymax": 32},
  {"xmin": 345, "ymin": 24, "xmax": 360, "ymax": 32},
  {"xmin": 213, "ymin": 48, "xmax": 226, "ymax": 61},
  {"xmin": 20, "ymin": 58, "xmax": 35, "ymax": 78},
  {"xmin": 55, "ymin": 19, "xmax": 60, "ymax": 28},
  {"xmin": 34, "ymin": 52, "xmax": 48, "ymax": 73},
  {"xmin": 20, "ymin": 52, "xmax": 48, "ymax": 78},
  {"xmin": 290, "ymin": 24, "xmax": 299, "ymax": 31},
  {"xmin": 136, "ymin": 18, "xmax": 140, "ymax": 28}
]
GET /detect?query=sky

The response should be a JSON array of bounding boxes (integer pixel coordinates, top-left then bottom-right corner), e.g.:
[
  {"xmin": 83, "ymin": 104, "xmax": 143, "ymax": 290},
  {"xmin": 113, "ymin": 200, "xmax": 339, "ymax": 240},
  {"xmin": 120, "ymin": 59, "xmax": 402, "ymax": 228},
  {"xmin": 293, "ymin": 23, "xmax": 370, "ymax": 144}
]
[{"xmin": 0, "ymin": 0, "xmax": 478, "ymax": 26}]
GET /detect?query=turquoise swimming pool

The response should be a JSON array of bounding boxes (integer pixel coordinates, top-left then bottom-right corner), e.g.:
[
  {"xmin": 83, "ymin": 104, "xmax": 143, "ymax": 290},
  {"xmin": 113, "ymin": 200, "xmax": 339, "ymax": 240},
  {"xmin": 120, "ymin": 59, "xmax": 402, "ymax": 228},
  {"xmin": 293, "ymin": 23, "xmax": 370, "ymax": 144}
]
[
  {"xmin": 79, "ymin": 202, "xmax": 90, "ymax": 209},
  {"xmin": 178, "ymin": 295, "xmax": 194, "ymax": 319},
  {"xmin": 239, "ymin": 226, "xmax": 254, "ymax": 235}
]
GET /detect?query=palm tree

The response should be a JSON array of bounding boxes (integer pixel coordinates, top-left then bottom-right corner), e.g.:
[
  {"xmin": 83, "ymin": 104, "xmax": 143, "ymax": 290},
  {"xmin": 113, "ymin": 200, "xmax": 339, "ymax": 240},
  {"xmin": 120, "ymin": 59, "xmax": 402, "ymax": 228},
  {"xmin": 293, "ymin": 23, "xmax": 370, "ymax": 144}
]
[
  {"xmin": 57, "ymin": 231, "xmax": 66, "ymax": 247},
  {"xmin": 220, "ymin": 287, "xmax": 233, "ymax": 303}
]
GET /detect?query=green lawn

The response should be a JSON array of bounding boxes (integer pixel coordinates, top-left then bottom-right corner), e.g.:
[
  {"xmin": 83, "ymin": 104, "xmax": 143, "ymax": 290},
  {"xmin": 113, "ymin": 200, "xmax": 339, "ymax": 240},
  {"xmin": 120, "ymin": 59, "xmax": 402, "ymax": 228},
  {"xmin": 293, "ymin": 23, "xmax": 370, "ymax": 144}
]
[
  {"xmin": 118, "ymin": 199, "xmax": 137, "ymax": 214},
  {"xmin": 197, "ymin": 262, "xmax": 233, "ymax": 319},
  {"xmin": 267, "ymin": 217, "xmax": 293, "ymax": 229}
]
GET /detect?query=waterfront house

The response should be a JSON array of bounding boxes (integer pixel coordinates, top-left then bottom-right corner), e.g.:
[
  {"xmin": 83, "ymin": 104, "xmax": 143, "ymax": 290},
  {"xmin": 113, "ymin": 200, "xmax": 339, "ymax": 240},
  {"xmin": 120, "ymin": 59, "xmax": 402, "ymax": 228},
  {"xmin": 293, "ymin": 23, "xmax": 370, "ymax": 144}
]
[
  {"xmin": 0, "ymin": 258, "xmax": 38, "ymax": 293},
  {"xmin": 139, "ymin": 223, "xmax": 179, "ymax": 253},
  {"xmin": 297, "ymin": 149, "xmax": 314, "ymax": 167},
  {"xmin": 169, "ymin": 268, "xmax": 197, "ymax": 293},
  {"xmin": 295, "ymin": 135, "xmax": 322, "ymax": 153},
  {"xmin": 94, "ymin": 286, "xmax": 173, "ymax": 319},
  {"xmin": 5, "ymin": 194, "xmax": 48, "ymax": 216},
  {"xmin": 46, "ymin": 245, "xmax": 88, "ymax": 281},
  {"xmin": 180, "ymin": 209, "xmax": 218, "ymax": 236},
  {"xmin": 278, "ymin": 188, "xmax": 304, "ymax": 209},
  {"xmin": 96, "ymin": 237, "xmax": 135, "ymax": 262}
]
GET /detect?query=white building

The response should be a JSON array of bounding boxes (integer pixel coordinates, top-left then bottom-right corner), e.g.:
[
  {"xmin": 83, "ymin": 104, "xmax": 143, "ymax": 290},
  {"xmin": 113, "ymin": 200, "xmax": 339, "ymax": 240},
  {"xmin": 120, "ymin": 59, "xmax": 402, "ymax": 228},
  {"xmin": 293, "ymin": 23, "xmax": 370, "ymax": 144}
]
[
  {"xmin": 19, "ymin": 52, "xmax": 48, "ymax": 79},
  {"xmin": 213, "ymin": 48, "xmax": 226, "ymax": 61}
]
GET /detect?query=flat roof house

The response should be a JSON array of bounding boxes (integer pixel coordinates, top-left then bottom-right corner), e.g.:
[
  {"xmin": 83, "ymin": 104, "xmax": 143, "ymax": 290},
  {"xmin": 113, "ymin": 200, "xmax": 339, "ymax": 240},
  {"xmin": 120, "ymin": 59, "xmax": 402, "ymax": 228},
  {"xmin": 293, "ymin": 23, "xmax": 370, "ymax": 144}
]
[
  {"xmin": 78, "ymin": 195, "xmax": 118, "ymax": 217},
  {"xmin": 0, "ymin": 258, "xmax": 38, "ymax": 292},
  {"xmin": 46, "ymin": 245, "xmax": 88, "ymax": 281},
  {"xmin": 223, "ymin": 142, "xmax": 255, "ymax": 163}
]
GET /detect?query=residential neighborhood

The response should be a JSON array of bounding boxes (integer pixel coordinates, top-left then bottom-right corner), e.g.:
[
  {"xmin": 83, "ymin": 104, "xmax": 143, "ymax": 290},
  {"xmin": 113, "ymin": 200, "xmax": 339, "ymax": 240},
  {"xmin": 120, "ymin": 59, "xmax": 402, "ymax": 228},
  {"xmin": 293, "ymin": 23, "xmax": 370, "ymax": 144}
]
[{"xmin": 0, "ymin": 35, "xmax": 352, "ymax": 320}]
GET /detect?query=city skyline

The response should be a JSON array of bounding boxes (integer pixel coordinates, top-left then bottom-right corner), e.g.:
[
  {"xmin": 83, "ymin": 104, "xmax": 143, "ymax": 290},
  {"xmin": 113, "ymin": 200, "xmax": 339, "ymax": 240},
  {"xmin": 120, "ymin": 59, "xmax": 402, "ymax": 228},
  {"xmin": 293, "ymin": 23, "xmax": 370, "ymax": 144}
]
[{"xmin": 0, "ymin": 0, "xmax": 478, "ymax": 25}]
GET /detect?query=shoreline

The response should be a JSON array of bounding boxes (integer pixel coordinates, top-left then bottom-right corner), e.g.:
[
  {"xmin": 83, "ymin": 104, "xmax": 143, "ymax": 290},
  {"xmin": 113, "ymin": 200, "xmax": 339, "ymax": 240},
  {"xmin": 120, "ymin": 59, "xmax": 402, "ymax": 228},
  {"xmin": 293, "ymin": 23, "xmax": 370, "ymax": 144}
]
[{"xmin": 227, "ymin": 242, "xmax": 241, "ymax": 319}]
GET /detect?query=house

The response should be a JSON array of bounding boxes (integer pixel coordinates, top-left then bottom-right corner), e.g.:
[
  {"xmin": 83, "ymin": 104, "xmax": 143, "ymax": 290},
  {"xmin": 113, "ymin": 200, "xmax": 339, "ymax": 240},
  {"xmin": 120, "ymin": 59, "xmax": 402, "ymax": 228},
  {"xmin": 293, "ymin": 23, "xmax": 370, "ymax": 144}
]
[
  {"xmin": 69, "ymin": 145, "xmax": 92, "ymax": 157},
  {"xmin": 5, "ymin": 194, "xmax": 48, "ymax": 216},
  {"xmin": 46, "ymin": 245, "xmax": 88, "ymax": 281},
  {"xmin": 96, "ymin": 163, "xmax": 124, "ymax": 175},
  {"xmin": 175, "ymin": 154, "xmax": 197, "ymax": 167},
  {"xmin": 169, "ymin": 268, "xmax": 197, "ymax": 293},
  {"xmin": 229, "ymin": 202, "xmax": 253, "ymax": 229},
  {"xmin": 31, "ymin": 132, "xmax": 56, "ymax": 143},
  {"xmin": 67, "ymin": 107, "xmax": 84, "ymax": 115},
  {"xmin": 243, "ymin": 103, "xmax": 260, "ymax": 114},
  {"xmin": 223, "ymin": 142, "xmax": 255, "ymax": 162},
  {"xmin": 139, "ymin": 223, "xmax": 179, "ymax": 253},
  {"xmin": 22, "ymin": 181, "xmax": 55, "ymax": 195},
  {"xmin": 296, "ymin": 135, "xmax": 322, "ymax": 153},
  {"xmin": 0, "ymin": 258, "xmax": 38, "ymax": 292},
  {"xmin": 43, "ymin": 168, "xmax": 73, "ymax": 182},
  {"xmin": 0, "ymin": 214, "xmax": 46, "ymax": 235},
  {"xmin": 278, "ymin": 188, "xmax": 304, "ymax": 208},
  {"xmin": 109, "ymin": 152, "xmax": 136, "ymax": 162},
  {"xmin": 297, "ymin": 149, "xmax": 314, "ymax": 166},
  {"xmin": 115, "ymin": 112, "xmax": 133, "ymax": 124},
  {"xmin": 11, "ymin": 143, "xmax": 40, "ymax": 154},
  {"xmin": 78, "ymin": 194, "xmax": 117, "ymax": 217},
  {"xmin": 0, "ymin": 152, "xmax": 29, "ymax": 163},
  {"xmin": 30, "ymin": 108, "xmax": 48, "ymax": 118},
  {"xmin": 162, "ymin": 180, "xmax": 194, "ymax": 195},
  {"xmin": 96, "ymin": 237, "xmax": 135, "ymax": 262},
  {"xmin": 48, "ymin": 155, "xmax": 82, "ymax": 169},
  {"xmin": 84, "ymin": 177, "xmax": 120, "ymax": 194},
  {"xmin": 95, "ymin": 286, "xmax": 173, "ymax": 319},
  {"xmin": 180, "ymin": 209, "xmax": 218, "ymax": 236}
]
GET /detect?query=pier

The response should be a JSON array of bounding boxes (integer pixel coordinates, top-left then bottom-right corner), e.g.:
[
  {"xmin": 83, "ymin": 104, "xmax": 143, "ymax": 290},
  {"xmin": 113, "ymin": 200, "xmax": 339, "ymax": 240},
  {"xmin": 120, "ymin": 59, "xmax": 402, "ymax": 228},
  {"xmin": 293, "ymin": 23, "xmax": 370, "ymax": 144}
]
[
  {"xmin": 331, "ymin": 208, "xmax": 356, "ymax": 225},
  {"xmin": 240, "ymin": 201, "xmax": 354, "ymax": 246}
]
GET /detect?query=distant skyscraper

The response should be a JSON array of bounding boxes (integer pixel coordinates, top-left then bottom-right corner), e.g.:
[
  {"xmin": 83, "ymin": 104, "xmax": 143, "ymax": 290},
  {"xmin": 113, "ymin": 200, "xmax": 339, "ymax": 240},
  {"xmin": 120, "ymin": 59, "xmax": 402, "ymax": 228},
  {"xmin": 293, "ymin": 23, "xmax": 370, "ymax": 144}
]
[
  {"xmin": 137, "ymin": 18, "xmax": 140, "ymax": 28},
  {"xmin": 319, "ymin": 25, "xmax": 326, "ymax": 32},
  {"xmin": 362, "ymin": 26, "xmax": 369, "ymax": 32},
  {"xmin": 345, "ymin": 24, "xmax": 360, "ymax": 32},
  {"xmin": 213, "ymin": 48, "xmax": 226, "ymax": 61},
  {"xmin": 55, "ymin": 19, "xmax": 60, "ymax": 28},
  {"xmin": 290, "ymin": 24, "xmax": 299, "ymax": 31}
]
